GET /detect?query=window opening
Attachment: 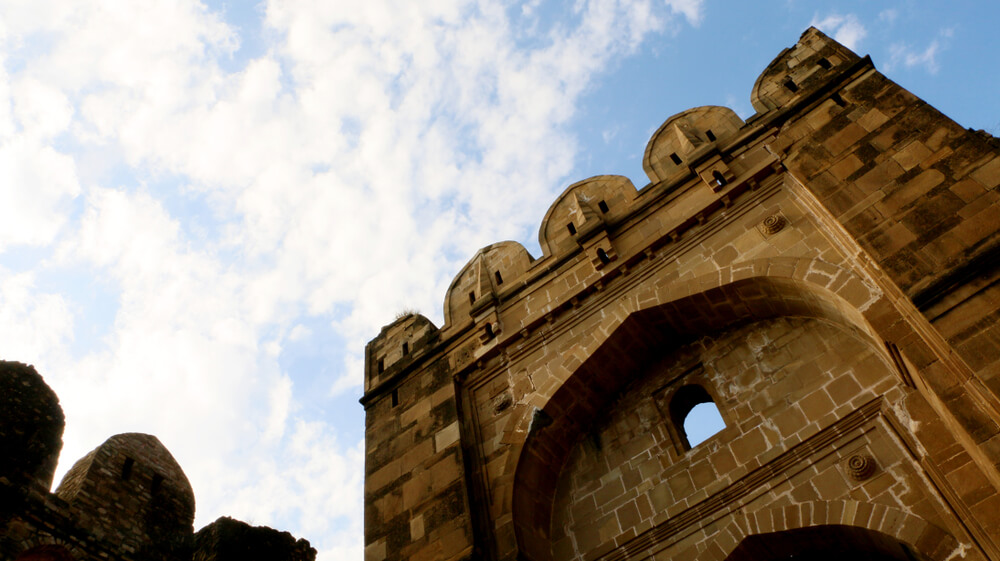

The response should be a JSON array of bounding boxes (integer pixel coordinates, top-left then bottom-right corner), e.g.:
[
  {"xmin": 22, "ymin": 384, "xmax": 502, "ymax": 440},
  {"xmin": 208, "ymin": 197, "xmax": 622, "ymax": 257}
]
[
  {"xmin": 831, "ymin": 92, "xmax": 847, "ymax": 107},
  {"xmin": 495, "ymin": 271, "xmax": 503, "ymax": 285},
  {"xmin": 705, "ymin": 129, "xmax": 717, "ymax": 142},
  {"xmin": 712, "ymin": 170, "xmax": 728, "ymax": 188},
  {"xmin": 391, "ymin": 388, "xmax": 399, "ymax": 407},
  {"xmin": 566, "ymin": 223, "xmax": 577, "ymax": 235},
  {"xmin": 484, "ymin": 322, "xmax": 495, "ymax": 340},
  {"xmin": 377, "ymin": 358, "xmax": 384, "ymax": 374},
  {"xmin": 151, "ymin": 473, "xmax": 163, "ymax": 494},
  {"xmin": 402, "ymin": 342, "xmax": 409, "ymax": 355},
  {"xmin": 598, "ymin": 200, "xmax": 609, "ymax": 213},
  {"xmin": 468, "ymin": 291, "xmax": 476, "ymax": 305},
  {"xmin": 669, "ymin": 384, "xmax": 725, "ymax": 450},
  {"xmin": 121, "ymin": 457, "xmax": 134, "ymax": 481},
  {"xmin": 597, "ymin": 248, "xmax": 611, "ymax": 265},
  {"xmin": 669, "ymin": 153, "xmax": 683, "ymax": 165},
  {"xmin": 817, "ymin": 57, "xmax": 832, "ymax": 69},
  {"xmin": 784, "ymin": 78, "xmax": 799, "ymax": 93},
  {"xmin": 685, "ymin": 402, "xmax": 726, "ymax": 447}
]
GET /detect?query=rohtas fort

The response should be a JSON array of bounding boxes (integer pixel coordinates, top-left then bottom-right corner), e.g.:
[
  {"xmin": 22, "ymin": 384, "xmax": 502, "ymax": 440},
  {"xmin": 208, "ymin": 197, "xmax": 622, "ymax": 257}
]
[
  {"xmin": 3, "ymin": 26, "xmax": 1000, "ymax": 561},
  {"xmin": 361, "ymin": 28, "xmax": 1000, "ymax": 561}
]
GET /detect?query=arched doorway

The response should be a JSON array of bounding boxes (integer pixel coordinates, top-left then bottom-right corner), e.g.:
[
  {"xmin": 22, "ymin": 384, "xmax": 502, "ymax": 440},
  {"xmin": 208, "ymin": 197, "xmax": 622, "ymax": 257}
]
[{"xmin": 725, "ymin": 525, "xmax": 929, "ymax": 561}]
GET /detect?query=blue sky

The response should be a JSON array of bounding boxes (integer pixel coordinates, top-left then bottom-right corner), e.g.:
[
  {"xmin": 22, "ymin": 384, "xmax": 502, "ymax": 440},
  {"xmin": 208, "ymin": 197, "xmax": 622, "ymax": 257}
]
[{"xmin": 1, "ymin": 1, "xmax": 996, "ymax": 558}]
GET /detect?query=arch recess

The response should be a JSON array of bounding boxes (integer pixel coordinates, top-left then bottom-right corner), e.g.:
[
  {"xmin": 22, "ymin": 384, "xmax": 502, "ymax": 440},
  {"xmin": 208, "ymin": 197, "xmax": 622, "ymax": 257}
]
[
  {"xmin": 498, "ymin": 257, "xmax": 893, "ymax": 560},
  {"xmin": 709, "ymin": 502, "xmax": 960, "ymax": 561}
]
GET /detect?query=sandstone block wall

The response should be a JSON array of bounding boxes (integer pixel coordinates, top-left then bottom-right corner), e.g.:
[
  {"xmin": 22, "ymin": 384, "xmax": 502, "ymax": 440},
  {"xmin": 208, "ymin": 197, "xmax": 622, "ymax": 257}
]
[{"xmin": 363, "ymin": 27, "xmax": 1000, "ymax": 561}]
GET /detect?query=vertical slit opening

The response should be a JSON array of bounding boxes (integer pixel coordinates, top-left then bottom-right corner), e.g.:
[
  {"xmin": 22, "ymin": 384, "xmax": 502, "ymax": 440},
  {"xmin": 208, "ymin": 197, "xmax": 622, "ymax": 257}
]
[
  {"xmin": 598, "ymin": 200, "xmax": 609, "ymax": 213},
  {"xmin": 391, "ymin": 388, "xmax": 399, "ymax": 407},
  {"xmin": 817, "ymin": 57, "xmax": 832, "ymax": 69},
  {"xmin": 831, "ymin": 93, "xmax": 847, "ymax": 107},
  {"xmin": 377, "ymin": 358, "xmax": 384, "ymax": 373},
  {"xmin": 495, "ymin": 271, "xmax": 503, "ymax": 285},
  {"xmin": 712, "ymin": 170, "xmax": 728, "ymax": 188},
  {"xmin": 705, "ymin": 129, "xmax": 716, "ymax": 142},
  {"xmin": 784, "ymin": 78, "xmax": 799, "ymax": 93},
  {"xmin": 402, "ymin": 342, "xmax": 409, "ymax": 355},
  {"xmin": 121, "ymin": 457, "xmax": 134, "ymax": 481},
  {"xmin": 151, "ymin": 474, "xmax": 164, "ymax": 494},
  {"xmin": 669, "ymin": 153, "xmax": 682, "ymax": 165},
  {"xmin": 567, "ymin": 223, "xmax": 577, "ymax": 235},
  {"xmin": 597, "ymin": 248, "xmax": 611, "ymax": 265},
  {"xmin": 468, "ymin": 291, "xmax": 476, "ymax": 305}
]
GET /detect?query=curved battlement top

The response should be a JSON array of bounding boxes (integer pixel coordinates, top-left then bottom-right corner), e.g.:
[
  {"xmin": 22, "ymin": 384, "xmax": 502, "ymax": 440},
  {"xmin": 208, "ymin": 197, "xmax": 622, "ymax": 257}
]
[
  {"xmin": 443, "ymin": 241, "xmax": 534, "ymax": 326},
  {"xmin": 643, "ymin": 106, "xmax": 745, "ymax": 183},
  {"xmin": 750, "ymin": 27, "xmax": 861, "ymax": 114},
  {"xmin": 537, "ymin": 175, "xmax": 637, "ymax": 257}
]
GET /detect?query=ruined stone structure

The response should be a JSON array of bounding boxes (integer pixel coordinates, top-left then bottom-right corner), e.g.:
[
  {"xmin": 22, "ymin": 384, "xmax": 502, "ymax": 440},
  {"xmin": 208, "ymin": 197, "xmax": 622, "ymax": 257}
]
[
  {"xmin": 0, "ymin": 361, "xmax": 315, "ymax": 561},
  {"xmin": 362, "ymin": 28, "xmax": 1000, "ymax": 561}
]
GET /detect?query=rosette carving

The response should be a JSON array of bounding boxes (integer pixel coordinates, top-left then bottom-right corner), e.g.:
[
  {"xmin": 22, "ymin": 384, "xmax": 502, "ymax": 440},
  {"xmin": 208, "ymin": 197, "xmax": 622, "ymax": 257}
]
[
  {"xmin": 847, "ymin": 453, "xmax": 876, "ymax": 481},
  {"xmin": 760, "ymin": 213, "xmax": 787, "ymax": 235}
]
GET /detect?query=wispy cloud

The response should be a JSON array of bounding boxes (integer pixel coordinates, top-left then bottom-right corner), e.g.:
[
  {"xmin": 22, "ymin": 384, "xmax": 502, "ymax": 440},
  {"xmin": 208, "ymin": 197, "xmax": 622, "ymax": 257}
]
[
  {"xmin": 810, "ymin": 12, "xmax": 867, "ymax": 51},
  {"xmin": 879, "ymin": 9, "xmax": 898, "ymax": 25},
  {"xmin": 887, "ymin": 27, "xmax": 954, "ymax": 75}
]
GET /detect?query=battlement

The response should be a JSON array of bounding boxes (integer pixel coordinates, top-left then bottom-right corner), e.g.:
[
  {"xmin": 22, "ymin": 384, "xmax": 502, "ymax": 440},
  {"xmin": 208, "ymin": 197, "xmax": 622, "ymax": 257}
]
[{"xmin": 363, "ymin": 30, "xmax": 856, "ymax": 399}]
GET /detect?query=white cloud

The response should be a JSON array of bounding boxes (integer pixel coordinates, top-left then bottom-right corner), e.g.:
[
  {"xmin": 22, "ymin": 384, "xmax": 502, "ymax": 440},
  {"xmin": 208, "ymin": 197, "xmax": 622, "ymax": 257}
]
[
  {"xmin": 0, "ymin": 0, "xmax": 705, "ymax": 557},
  {"xmin": 889, "ymin": 40, "xmax": 941, "ymax": 74},
  {"xmin": 887, "ymin": 28, "xmax": 953, "ymax": 75},
  {"xmin": 811, "ymin": 12, "xmax": 867, "ymax": 51},
  {"xmin": 666, "ymin": 0, "xmax": 703, "ymax": 25},
  {"xmin": 0, "ymin": 268, "xmax": 75, "ymax": 367},
  {"xmin": 0, "ymin": 68, "xmax": 80, "ymax": 251},
  {"xmin": 0, "ymin": 137, "xmax": 80, "ymax": 250}
]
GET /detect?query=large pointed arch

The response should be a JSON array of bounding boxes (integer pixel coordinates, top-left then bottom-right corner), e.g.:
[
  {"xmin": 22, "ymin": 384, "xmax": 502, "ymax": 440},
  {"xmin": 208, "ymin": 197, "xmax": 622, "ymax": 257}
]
[{"xmin": 496, "ymin": 258, "xmax": 893, "ymax": 560}]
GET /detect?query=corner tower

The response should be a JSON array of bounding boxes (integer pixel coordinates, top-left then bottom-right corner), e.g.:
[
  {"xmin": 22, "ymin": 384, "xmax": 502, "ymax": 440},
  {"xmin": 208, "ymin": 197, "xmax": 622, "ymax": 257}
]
[{"xmin": 362, "ymin": 28, "xmax": 1000, "ymax": 561}]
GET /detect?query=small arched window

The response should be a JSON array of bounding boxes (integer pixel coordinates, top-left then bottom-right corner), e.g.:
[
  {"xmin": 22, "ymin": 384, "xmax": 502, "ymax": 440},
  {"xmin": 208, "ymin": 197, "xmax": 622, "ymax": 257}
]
[{"xmin": 669, "ymin": 384, "xmax": 726, "ymax": 450}]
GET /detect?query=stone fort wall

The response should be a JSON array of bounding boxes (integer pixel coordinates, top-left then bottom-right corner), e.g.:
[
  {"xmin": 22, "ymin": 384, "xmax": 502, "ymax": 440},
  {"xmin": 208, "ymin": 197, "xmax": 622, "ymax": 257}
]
[
  {"xmin": 0, "ymin": 360, "xmax": 315, "ymax": 561},
  {"xmin": 362, "ymin": 28, "xmax": 1000, "ymax": 561}
]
